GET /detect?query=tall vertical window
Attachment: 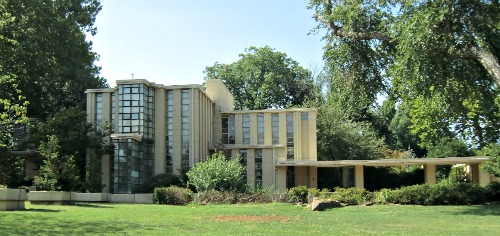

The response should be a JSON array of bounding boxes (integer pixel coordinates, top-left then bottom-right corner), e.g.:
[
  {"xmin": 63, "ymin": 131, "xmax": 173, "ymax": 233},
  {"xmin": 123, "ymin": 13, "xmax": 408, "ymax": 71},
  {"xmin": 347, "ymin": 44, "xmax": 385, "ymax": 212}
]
[
  {"xmin": 111, "ymin": 93, "xmax": 115, "ymax": 130},
  {"xmin": 95, "ymin": 93, "xmax": 102, "ymax": 128},
  {"xmin": 255, "ymin": 149, "xmax": 262, "ymax": 187},
  {"xmin": 239, "ymin": 149, "xmax": 247, "ymax": 184},
  {"xmin": 118, "ymin": 84, "xmax": 143, "ymax": 133},
  {"xmin": 181, "ymin": 89, "xmax": 190, "ymax": 167},
  {"xmin": 242, "ymin": 114, "xmax": 250, "ymax": 144},
  {"xmin": 257, "ymin": 114, "xmax": 264, "ymax": 144},
  {"xmin": 286, "ymin": 113, "xmax": 294, "ymax": 160},
  {"xmin": 272, "ymin": 114, "xmax": 279, "ymax": 144},
  {"xmin": 222, "ymin": 115, "xmax": 235, "ymax": 144},
  {"xmin": 166, "ymin": 91, "xmax": 174, "ymax": 174}
]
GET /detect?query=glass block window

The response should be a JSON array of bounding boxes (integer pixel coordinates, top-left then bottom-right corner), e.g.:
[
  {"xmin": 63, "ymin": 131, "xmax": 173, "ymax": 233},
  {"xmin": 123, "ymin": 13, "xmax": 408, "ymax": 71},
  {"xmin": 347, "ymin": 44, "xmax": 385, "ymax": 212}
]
[
  {"xmin": 255, "ymin": 149, "xmax": 262, "ymax": 187},
  {"xmin": 257, "ymin": 114, "xmax": 264, "ymax": 144},
  {"xmin": 111, "ymin": 93, "xmax": 115, "ymax": 130},
  {"xmin": 181, "ymin": 89, "xmax": 190, "ymax": 167},
  {"xmin": 95, "ymin": 93, "xmax": 102, "ymax": 128},
  {"xmin": 242, "ymin": 114, "xmax": 250, "ymax": 144},
  {"xmin": 239, "ymin": 149, "xmax": 247, "ymax": 184},
  {"xmin": 166, "ymin": 90, "xmax": 174, "ymax": 174},
  {"xmin": 286, "ymin": 113, "xmax": 294, "ymax": 160},
  {"xmin": 301, "ymin": 112, "xmax": 308, "ymax": 120},
  {"xmin": 272, "ymin": 113, "xmax": 279, "ymax": 145},
  {"xmin": 222, "ymin": 114, "xmax": 235, "ymax": 144}
]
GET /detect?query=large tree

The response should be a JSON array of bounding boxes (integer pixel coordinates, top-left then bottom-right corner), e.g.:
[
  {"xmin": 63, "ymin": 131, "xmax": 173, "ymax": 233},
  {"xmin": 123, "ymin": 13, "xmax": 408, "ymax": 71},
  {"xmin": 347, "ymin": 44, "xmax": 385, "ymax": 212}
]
[
  {"xmin": 0, "ymin": 0, "xmax": 107, "ymax": 119},
  {"xmin": 310, "ymin": 0, "xmax": 500, "ymax": 148},
  {"xmin": 204, "ymin": 46, "xmax": 319, "ymax": 110}
]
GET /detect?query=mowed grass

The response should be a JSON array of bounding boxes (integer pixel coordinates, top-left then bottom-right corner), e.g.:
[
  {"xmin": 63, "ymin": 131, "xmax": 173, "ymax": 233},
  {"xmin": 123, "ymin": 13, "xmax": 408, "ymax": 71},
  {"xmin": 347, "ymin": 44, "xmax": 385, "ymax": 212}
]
[{"xmin": 1, "ymin": 202, "xmax": 499, "ymax": 235}]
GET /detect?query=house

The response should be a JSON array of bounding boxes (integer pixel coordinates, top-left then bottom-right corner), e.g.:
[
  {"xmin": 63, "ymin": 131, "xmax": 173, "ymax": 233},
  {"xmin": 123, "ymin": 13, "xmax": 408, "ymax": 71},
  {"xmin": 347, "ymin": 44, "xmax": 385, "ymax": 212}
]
[{"xmin": 85, "ymin": 79, "xmax": 318, "ymax": 193}]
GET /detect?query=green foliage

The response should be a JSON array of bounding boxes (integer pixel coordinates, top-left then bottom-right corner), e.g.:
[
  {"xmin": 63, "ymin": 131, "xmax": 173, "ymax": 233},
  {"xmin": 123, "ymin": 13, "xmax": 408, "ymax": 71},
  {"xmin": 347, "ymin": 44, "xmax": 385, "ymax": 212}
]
[
  {"xmin": 310, "ymin": 0, "xmax": 500, "ymax": 148},
  {"xmin": 307, "ymin": 188, "xmax": 329, "ymax": 199},
  {"xmin": 316, "ymin": 99, "xmax": 385, "ymax": 160},
  {"xmin": 34, "ymin": 135, "xmax": 79, "ymax": 191},
  {"xmin": 153, "ymin": 186, "xmax": 193, "ymax": 206},
  {"xmin": 0, "ymin": 74, "xmax": 28, "ymax": 148},
  {"xmin": 479, "ymin": 143, "xmax": 500, "ymax": 178},
  {"xmin": 1, "ymin": 0, "xmax": 107, "ymax": 119},
  {"xmin": 196, "ymin": 190, "xmax": 239, "ymax": 205},
  {"xmin": 378, "ymin": 182, "xmax": 487, "ymax": 205},
  {"xmin": 204, "ymin": 46, "xmax": 319, "ymax": 110},
  {"xmin": 0, "ymin": 146, "xmax": 26, "ymax": 188},
  {"xmin": 484, "ymin": 182, "xmax": 500, "ymax": 202},
  {"xmin": 332, "ymin": 187, "xmax": 373, "ymax": 205},
  {"xmin": 144, "ymin": 174, "xmax": 182, "ymax": 193},
  {"xmin": 288, "ymin": 186, "xmax": 309, "ymax": 203},
  {"xmin": 364, "ymin": 166, "xmax": 424, "ymax": 191},
  {"xmin": 187, "ymin": 151, "xmax": 245, "ymax": 193},
  {"xmin": 426, "ymin": 138, "xmax": 473, "ymax": 158},
  {"xmin": 447, "ymin": 166, "xmax": 470, "ymax": 184}
]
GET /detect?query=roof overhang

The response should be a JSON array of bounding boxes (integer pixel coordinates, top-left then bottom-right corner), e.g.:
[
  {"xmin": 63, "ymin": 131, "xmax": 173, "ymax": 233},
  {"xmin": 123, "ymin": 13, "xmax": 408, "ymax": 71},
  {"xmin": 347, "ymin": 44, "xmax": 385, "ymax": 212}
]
[{"xmin": 276, "ymin": 156, "xmax": 491, "ymax": 167}]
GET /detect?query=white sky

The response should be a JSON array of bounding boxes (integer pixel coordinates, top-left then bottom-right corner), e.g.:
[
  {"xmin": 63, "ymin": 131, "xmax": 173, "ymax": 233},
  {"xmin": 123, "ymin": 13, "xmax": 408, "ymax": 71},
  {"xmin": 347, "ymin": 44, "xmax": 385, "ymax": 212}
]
[{"xmin": 88, "ymin": 0, "xmax": 326, "ymax": 87}]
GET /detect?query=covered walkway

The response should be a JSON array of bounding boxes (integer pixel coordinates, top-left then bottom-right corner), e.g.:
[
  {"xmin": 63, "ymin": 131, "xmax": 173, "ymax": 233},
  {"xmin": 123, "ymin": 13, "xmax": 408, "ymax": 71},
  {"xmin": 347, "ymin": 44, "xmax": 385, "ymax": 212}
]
[{"xmin": 276, "ymin": 156, "xmax": 494, "ymax": 188}]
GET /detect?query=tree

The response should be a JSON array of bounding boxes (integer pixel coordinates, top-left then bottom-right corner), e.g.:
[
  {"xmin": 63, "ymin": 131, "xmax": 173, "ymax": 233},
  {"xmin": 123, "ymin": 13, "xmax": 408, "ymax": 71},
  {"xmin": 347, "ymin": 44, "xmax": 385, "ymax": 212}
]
[
  {"xmin": 34, "ymin": 135, "xmax": 80, "ymax": 191},
  {"xmin": 187, "ymin": 152, "xmax": 245, "ymax": 193},
  {"xmin": 0, "ymin": 0, "xmax": 107, "ymax": 119},
  {"xmin": 310, "ymin": 0, "xmax": 500, "ymax": 148},
  {"xmin": 316, "ymin": 97, "xmax": 385, "ymax": 161},
  {"xmin": 479, "ymin": 143, "xmax": 500, "ymax": 178},
  {"xmin": 204, "ymin": 46, "xmax": 318, "ymax": 110}
]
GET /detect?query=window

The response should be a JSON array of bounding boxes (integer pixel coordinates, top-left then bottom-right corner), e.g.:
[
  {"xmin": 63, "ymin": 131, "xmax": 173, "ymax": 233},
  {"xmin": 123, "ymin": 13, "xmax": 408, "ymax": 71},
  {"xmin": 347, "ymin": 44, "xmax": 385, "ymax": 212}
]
[
  {"xmin": 255, "ymin": 149, "xmax": 262, "ymax": 187},
  {"xmin": 181, "ymin": 89, "xmax": 190, "ymax": 167},
  {"xmin": 301, "ymin": 112, "xmax": 308, "ymax": 120},
  {"xmin": 95, "ymin": 93, "xmax": 102, "ymax": 128},
  {"xmin": 272, "ymin": 114, "xmax": 279, "ymax": 144},
  {"xmin": 257, "ymin": 114, "xmax": 264, "ymax": 144},
  {"xmin": 286, "ymin": 113, "xmax": 294, "ymax": 160},
  {"xmin": 166, "ymin": 91, "xmax": 173, "ymax": 174},
  {"xmin": 111, "ymin": 93, "xmax": 115, "ymax": 130},
  {"xmin": 239, "ymin": 149, "xmax": 247, "ymax": 184},
  {"xmin": 242, "ymin": 114, "xmax": 250, "ymax": 144},
  {"xmin": 222, "ymin": 115, "xmax": 235, "ymax": 144}
]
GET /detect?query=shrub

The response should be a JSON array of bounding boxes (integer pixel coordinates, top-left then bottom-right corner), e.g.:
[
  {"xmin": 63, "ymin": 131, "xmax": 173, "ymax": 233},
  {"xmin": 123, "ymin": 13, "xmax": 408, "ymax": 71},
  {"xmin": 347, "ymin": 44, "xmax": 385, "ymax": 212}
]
[
  {"xmin": 485, "ymin": 182, "xmax": 500, "ymax": 202},
  {"xmin": 288, "ymin": 186, "xmax": 309, "ymax": 203},
  {"xmin": 153, "ymin": 186, "xmax": 193, "ymax": 205},
  {"xmin": 332, "ymin": 187, "xmax": 373, "ymax": 205},
  {"xmin": 479, "ymin": 143, "xmax": 500, "ymax": 178},
  {"xmin": 196, "ymin": 190, "xmax": 238, "ymax": 204},
  {"xmin": 447, "ymin": 165, "xmax": 470, "ymax": 183},
  {"xmin": 187, "ymin": 151, "xmax": 245, "ymax": 193}
]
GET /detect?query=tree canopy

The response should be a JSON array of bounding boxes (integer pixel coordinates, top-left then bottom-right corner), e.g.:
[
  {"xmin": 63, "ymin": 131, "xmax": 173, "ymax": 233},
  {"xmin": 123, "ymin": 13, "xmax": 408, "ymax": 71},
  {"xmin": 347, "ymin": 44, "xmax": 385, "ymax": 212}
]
[
  {"xmin": 204, "ymin": 46, "xmax": 319, "ymax": 110},
  {"xmin": 0, "ymin": 0, "xmax": 107, "ymax": 119},
  {"xmin": 310, "ymin": 0, "xmax": 500, "ymax": 148}
]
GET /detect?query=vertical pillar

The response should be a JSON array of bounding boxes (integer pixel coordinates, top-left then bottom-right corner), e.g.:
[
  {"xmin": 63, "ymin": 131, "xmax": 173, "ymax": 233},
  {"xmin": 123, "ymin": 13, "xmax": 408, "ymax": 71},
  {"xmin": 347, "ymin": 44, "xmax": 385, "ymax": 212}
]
[
  {"xmin": 469, "ymin": 164, "xmax": 480, "ymax": 184},
  {"xmin": 470, "ymin": 163, "xmax": 492, "ymax": 186},
  {"xmin": 342, "ymin": 167, "xmax": 350, "ymax": 188},
  {"xmin": 309, "ymin": 166, "xmax": 317, "ymax": 189},
  {"xmin": 275, "ymin": 166, "xmax": 287, "ymax": 191},
  {"xmin": 424, "ymin": 164, "xmax": 436, "ymax": 185},
  {"xmin": 101, "ymin": 154, "xmax": 110, "ymax": 193},
  {"xmin": 354, "ymin": 165, "xmax": 364, "ymax": 189}
]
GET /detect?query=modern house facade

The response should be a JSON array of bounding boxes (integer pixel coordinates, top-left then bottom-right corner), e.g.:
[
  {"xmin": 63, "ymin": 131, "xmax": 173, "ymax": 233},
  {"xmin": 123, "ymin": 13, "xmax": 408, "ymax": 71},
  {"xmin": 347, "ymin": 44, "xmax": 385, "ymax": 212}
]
[{"xmin": 85, "ymin": 79, "xmax": 318, "ymax": 193}]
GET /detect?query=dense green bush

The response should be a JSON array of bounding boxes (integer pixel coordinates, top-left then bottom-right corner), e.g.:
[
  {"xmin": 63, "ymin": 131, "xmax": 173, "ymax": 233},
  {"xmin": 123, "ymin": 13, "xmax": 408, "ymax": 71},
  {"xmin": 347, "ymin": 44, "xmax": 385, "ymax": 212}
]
[
  {"xmin": 153, "ymin": 186, "xmax": 193, "ymax": 205},
  {"xmin": 485, "ymin": 182, "xmax": 500, "ymax": 202},
  {"xmin": 187, "ymin": 151, "xmax": 245, "ymax": 193},
  {"xmin": 332, "ymin": 187, "xmax": 373, "ymax": 205},
  {"xmin": 288, "ymin": 186, "xmax": 309, "ymax": 203},
  {"xmin": 196, "ymin": 190, "xmax": 238, "ymax": 204},
  {"xmin": 379, "ymin": 182, "xmax": 487, "ymax": 205},
  {"xmin": 479, "ymin": 143, "xmax": 500, "ymax": 178}
]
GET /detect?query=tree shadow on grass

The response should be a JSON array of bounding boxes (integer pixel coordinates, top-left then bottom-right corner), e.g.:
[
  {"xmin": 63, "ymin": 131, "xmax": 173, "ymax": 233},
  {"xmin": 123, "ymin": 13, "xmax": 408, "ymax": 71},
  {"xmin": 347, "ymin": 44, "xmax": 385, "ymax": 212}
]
[
  {"xmin": 22, "ymin": 208, "xmax": 61, "ymax": 212},
  {"xmin": 75, "ymin": 203, "xmax": 114, "ymax": 208},
  {"xmin": 451, "ymin": 204, "xmax": 500, "ymax": 216},
  {"xmin": 1, "ymin": 220, "xmax": 152, "ymax": 235}
]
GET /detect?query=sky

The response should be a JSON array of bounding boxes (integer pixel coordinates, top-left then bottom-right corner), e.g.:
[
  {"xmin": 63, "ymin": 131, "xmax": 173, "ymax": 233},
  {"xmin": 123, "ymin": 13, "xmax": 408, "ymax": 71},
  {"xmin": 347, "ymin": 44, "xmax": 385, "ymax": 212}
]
[{"xmin": 88, "ymin": 0, "xmax": 326, "ymax": 87}]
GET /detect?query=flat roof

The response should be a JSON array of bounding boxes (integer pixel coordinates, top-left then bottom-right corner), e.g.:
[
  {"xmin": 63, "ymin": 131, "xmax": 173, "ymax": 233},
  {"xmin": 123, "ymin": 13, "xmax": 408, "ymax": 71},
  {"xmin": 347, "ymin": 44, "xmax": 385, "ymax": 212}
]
[
  {"xmin": 276, "ymin": 156, "xmax": 491, "ymax": 167},
  {"xmin": 221, "ymin": 107, "xmax": 317, "ymax": 114}
]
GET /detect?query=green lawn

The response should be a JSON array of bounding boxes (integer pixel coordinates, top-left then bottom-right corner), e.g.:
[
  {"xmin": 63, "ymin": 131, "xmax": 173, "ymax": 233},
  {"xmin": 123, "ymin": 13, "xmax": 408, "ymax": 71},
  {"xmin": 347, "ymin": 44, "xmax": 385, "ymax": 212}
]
[{"xmin": 1, "ymin": 202, "xmax": 499, "ymax": 235}]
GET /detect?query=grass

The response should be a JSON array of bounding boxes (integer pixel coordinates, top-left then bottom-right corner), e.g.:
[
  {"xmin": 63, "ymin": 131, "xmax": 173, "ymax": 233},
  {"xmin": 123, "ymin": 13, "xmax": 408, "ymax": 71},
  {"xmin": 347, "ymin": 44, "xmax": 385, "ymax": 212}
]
[{"xmin": 0, "ymin": 202, "xmax": 499, "ymax": 235}]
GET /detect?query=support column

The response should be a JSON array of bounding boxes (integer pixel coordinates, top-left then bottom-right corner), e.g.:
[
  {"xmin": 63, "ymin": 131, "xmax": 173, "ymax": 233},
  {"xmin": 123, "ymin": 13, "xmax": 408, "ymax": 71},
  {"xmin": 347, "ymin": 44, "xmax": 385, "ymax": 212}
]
[
  {"xmin": 309, "ymin": 166, "xmax": 317, "ymax": 189},
  {"xmin": 470, "ymin": 163, "xmax": 492, "ymax": 186},
  {"xmin": 424, "ymin": 164, "xmax": 436, "ymax": 185},
  {"xmin": 469, "ymin": 164, "xmax": 480, "ymax": 184},
  {"xmin": 354, "ymin": 165, "xmax": 364, "ymax": 189}
]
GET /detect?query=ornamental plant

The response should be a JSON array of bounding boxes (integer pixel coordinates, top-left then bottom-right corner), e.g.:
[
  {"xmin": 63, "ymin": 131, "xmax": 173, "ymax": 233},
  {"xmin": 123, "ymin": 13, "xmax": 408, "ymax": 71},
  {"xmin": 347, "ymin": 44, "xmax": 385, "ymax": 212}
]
[{"xmin": 187, "ymin": 151, "xmax": 245, "ymax": 193}]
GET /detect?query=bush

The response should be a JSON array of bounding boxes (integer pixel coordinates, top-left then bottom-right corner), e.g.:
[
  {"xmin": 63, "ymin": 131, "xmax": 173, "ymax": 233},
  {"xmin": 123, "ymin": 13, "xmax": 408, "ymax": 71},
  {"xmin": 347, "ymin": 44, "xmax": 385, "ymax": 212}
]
[
  {"xmin": 485, "ymin": 181, "xmax": 500, "ymax": 202},
  {"xmin": 332, "ymin": 187, "xmax": 373, "ymax": 205},
  {"xmin": 308, "ymin": 188, "xmax": 329, "ymax": 199},
  {"xmin": 377, "ymin": 182, "xmax": 487, "ymax": 205},
  {"xmin": 196, "ymin": 190, "xmax": 239, "ymax": 204},
  {"xmin": 153, "ymin": 186, "xmax": 193, "ymax": 205},
  {"xmin": 187, "ymin": 151, "xmax": 245, "ymax": 193},
  {"xmin": 288, "ymin": 186, "xmax": 309, "ymax": 203},
  {"xmin": 479, "ymin": 143, "xmax": 500, "ymax": 178}
]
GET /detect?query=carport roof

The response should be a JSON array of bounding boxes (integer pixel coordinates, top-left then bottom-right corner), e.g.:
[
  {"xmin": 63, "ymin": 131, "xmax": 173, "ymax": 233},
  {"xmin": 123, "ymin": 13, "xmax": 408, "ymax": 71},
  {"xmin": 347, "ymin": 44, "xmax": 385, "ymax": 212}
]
[{"xmin": 276, "ymin": 156, "xmax": 491, "ymax": 167}]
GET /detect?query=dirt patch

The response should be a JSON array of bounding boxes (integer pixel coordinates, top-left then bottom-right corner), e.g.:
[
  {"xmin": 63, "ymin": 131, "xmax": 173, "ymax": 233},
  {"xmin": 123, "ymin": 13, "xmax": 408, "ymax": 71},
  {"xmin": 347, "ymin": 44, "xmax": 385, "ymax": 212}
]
[{"xmin": 214, "ymin": 215, "xmax": 291, "ymax": 223}]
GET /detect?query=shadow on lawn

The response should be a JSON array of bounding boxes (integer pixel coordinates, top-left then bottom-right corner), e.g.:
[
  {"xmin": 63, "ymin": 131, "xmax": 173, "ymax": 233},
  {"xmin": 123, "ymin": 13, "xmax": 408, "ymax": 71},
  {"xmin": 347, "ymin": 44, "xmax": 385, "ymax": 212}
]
[
  {"xmin": 452, "ymin": 204, "xmax": 500, "ymax": 216},
  {"xmin": 1, "ymin": 220, "xmax": 150, "ymax": 235},
  {"xmin": 22, "ymin": 208, "xmax": 61, "ymax": 212}
]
